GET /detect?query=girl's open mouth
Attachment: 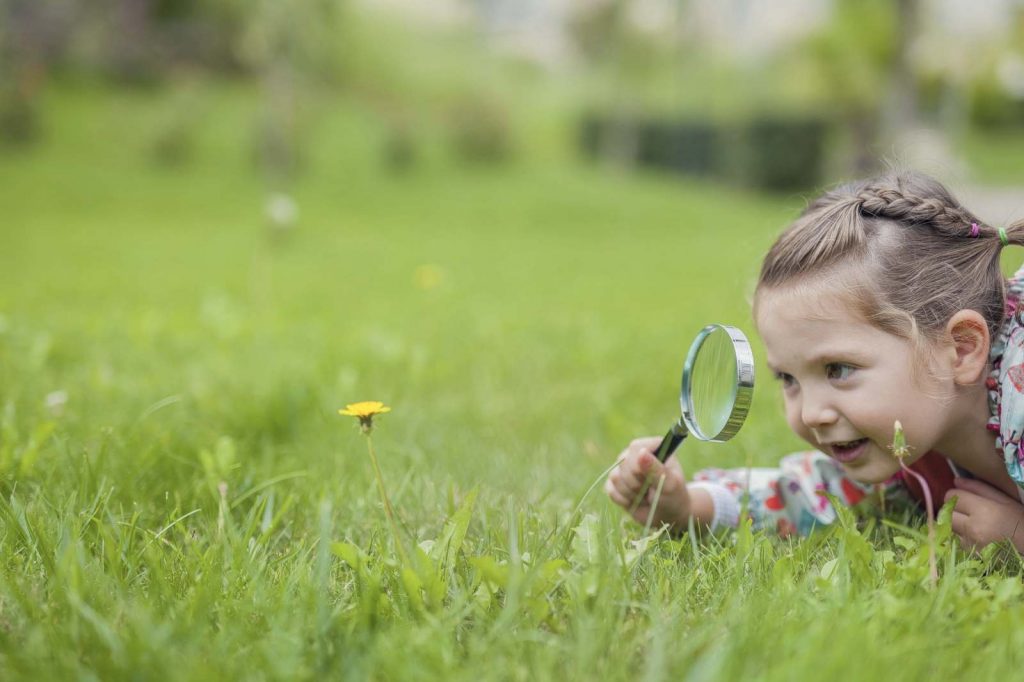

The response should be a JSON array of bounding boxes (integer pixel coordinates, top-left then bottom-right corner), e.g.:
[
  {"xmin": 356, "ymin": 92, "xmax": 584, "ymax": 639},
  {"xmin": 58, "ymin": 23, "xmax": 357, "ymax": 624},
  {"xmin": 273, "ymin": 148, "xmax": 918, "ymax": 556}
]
[{"xmin": 830, "ymin": 438, "xmax": 869, "ymax": 463}]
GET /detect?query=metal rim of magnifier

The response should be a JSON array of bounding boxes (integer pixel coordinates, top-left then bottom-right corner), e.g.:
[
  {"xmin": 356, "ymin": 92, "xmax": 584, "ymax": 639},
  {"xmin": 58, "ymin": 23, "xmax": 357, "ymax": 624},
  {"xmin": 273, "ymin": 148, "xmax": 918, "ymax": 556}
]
[{"xmin": 680, "ymin": 324, "xmax": 755, "ymax": 442}]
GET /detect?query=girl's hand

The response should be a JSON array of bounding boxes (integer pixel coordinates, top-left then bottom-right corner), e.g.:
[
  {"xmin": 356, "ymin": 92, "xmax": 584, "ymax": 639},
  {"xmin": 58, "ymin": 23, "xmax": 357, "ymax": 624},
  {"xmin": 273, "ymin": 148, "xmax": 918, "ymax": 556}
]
[
  {"xmin": 945, "ymin": 477, "xmax": 1024, "ymax": 554},
  {"xmin": 604, "ymin": 437, "xmax": 705, "ymax": 531}
]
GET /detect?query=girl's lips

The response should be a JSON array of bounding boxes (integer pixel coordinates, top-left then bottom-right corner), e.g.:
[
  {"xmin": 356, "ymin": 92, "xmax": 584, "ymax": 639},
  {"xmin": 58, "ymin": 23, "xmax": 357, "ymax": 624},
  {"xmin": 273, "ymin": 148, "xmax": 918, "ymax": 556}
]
[{"xmin": 830, "ymin": 438, "xmax": 869, "ymax": 463}]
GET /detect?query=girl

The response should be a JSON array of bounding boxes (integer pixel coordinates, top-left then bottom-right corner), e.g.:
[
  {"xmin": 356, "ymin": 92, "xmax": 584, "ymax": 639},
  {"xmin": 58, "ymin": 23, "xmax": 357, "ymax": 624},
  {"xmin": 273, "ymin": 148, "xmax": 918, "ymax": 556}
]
[{"xmin": 605, "ymin": 170, "xmax": 1024, "ymax": 553}]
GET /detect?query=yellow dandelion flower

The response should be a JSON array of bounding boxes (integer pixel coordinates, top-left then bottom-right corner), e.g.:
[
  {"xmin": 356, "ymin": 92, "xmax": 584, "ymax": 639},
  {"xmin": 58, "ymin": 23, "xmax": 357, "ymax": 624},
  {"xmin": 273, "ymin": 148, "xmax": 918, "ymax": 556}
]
[
  {"xmin": 339, "ymin": 401, "xmax": 392, "ymax": 432},
  {"xmin": 337, "ymin": 399, "xmax": 408, "ymax": 566}
]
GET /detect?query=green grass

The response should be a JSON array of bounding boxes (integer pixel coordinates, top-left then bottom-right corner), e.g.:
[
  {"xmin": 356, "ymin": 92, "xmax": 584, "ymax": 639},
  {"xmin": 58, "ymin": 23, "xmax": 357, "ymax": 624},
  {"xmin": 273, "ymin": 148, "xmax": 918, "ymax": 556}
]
[{"xmin": 2, "ymin": 84, "xmax": 1024, "ymax": 681}]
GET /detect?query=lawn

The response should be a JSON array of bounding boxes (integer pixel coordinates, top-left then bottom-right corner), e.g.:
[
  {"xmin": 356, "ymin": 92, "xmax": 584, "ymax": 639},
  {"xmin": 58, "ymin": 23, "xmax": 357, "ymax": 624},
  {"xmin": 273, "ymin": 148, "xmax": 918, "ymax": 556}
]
[{"xmin": 2, "ymin": 85, "xmax": 1024, "ymax": 680}]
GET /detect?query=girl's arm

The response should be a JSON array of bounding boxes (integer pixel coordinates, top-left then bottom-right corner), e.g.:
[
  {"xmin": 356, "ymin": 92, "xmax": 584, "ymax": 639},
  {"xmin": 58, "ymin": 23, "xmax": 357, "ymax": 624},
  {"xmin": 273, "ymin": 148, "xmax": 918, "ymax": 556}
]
[
  {"xmin": 690, "ymin": 451, "xmax": 878, "ymax": 536},
  {"xmin": 607, "ymin": 440, "xmax": 896, "ymax": 537}
]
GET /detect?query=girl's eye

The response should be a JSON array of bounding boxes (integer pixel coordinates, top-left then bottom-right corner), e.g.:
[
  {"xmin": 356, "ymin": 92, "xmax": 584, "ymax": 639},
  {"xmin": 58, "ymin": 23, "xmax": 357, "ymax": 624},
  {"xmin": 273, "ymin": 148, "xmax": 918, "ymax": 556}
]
[
  {"xmin": 774, "ymin": 371, "xmax": 796, "ymax": 388},
  {"xmin": 826, "ymin": 363, "xmax": 855, "ymax": 381}
]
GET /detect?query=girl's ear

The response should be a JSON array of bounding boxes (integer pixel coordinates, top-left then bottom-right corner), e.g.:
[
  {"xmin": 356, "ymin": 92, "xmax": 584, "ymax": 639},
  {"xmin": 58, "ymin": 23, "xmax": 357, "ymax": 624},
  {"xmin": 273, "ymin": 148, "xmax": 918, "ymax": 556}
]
[{"xmin": 945, "ymin": 309, "xmax": 991, "ymax": 385}]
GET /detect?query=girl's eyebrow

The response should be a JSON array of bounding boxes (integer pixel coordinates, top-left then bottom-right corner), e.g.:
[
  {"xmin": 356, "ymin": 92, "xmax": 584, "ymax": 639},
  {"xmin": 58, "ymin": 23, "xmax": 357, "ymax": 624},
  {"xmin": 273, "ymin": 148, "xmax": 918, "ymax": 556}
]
[
  {"xmin": 767, "ymin": 350, "xmax": 869, "ymax": 373},
  {"xmin": 806, "ymin": 350, "xmax": 870, "ymax": 365}
]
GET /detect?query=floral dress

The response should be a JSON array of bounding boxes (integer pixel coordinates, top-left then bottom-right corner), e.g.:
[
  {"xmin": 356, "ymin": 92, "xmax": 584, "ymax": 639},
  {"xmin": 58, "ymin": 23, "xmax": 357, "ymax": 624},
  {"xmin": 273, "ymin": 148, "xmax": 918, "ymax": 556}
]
[
  {"xmin": 987, "ymin": 265, "xmax": 1024, "ymax": 491},
  {"xmin": 694, "ymin": 265, "xmax": 1024, "ymax": 536}
]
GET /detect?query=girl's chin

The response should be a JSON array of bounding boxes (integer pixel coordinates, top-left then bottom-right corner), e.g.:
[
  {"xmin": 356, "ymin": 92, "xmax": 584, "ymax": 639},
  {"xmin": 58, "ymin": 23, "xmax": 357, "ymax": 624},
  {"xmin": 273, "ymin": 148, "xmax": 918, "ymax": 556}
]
[{"xmin": 837, "ymin": 458, "xmax": 902, "ymax": 484}]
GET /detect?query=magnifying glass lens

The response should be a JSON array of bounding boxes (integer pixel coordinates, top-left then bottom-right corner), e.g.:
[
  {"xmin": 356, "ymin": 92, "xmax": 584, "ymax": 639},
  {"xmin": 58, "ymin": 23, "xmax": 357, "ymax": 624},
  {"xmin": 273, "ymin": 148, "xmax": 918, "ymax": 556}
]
[
  {"xmin": 654, "ymin": 323, "xmax": 754, "ymax": 462},
  {"xmin": 689, "ymin": 327, "xmax": 738, "ymax": 440}
]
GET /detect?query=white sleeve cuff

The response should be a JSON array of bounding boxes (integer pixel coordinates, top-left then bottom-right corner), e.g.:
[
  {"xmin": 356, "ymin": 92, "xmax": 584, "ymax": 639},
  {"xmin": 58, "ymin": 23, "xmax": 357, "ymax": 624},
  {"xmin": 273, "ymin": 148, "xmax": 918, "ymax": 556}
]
[{"xmin": 689, "ymin": 482, "xmax": 741, "ymax": 531}]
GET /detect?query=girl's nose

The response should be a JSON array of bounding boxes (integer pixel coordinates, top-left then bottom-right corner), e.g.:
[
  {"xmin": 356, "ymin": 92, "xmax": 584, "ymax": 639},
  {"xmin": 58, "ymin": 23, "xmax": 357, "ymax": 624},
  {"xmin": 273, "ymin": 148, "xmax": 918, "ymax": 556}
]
[{"xmin": 801, "ymin": 393, "xmax": 839, "ymax": 429}]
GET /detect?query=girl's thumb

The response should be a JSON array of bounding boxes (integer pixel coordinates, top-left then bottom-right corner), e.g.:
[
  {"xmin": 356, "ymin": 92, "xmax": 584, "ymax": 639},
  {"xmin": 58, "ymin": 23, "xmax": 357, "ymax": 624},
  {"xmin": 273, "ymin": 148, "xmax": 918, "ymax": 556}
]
[{"xmin": 638, "ymin": 451, "xmax": 663, "ymax": 476}]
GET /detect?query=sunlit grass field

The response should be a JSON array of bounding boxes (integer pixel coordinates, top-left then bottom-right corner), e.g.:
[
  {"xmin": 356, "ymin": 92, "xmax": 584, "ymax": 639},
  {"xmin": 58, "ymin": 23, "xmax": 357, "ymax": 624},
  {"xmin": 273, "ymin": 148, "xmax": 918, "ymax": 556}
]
[{"xmin": 3, "ymin": 85, "xmax": 1024, "ymax": 680}]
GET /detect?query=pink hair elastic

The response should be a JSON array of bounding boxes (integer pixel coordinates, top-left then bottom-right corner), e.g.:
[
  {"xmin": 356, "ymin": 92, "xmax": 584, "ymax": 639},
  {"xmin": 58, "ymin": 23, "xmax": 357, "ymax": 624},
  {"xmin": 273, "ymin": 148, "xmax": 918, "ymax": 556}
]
[{"xmin": 970, "ymin": 223, "xmax": 980, "ymax": 237}]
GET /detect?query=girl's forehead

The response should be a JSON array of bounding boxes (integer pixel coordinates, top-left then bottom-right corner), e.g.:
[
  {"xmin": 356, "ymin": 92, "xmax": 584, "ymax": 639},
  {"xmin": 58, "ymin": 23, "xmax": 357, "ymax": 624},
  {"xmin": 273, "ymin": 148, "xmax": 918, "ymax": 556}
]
[
  {"xmin": 754, "ymin": 280, "xmax": 862, "ymax": 327},
  {"xmin": 755, "ymin": 284, "xmax": 896, "ymax": 369}
]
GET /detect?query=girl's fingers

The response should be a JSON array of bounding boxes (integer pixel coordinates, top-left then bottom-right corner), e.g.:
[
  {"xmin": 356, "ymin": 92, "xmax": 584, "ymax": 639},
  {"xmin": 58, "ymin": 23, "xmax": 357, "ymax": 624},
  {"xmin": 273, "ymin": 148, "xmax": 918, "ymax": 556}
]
[
  {"xmin": 644, "ymin": 472, "xmax": 673, "ymax": 501},
  {"xmin": 953, "ymin": 477, "xmax": 1016, "ymax": 504},
  {"xmin": 630, "ymin": 437, "xmax": 663, "ymax": 455},
  {"xmin": 951, "ymin": 510, "xmax": 969, "ymax": 537},
  {"xmin": 606, "ymin": 469, "xmax": 633, "ymax": 498},
  {"xmin": 622, "ymin": 453, "xmax": 662, "ymax": 490},
  {"xmin": 606, "ymin": 475, "xmax": 648, "ymax": 509},
  {"xmin": 948, "ymin": 489, "xmax": 983, "ymax": 515},
  {"xmin": 605, "ymin": 480, "xmax": 630, "ymax": 509},
  {"xmin": 664, "ymin": 455, "xmax": 686, "ymax": 479},
  {"xmin": 607, "ymin": 463, "xmax": 633, "ymax": 496},
  {"xmin": 630, "ymin": 506, "xmax": 653, "ymax": 525},
  {"xmin": 607, "ymin": 438, "xmax": 676, "ymax": 511}
]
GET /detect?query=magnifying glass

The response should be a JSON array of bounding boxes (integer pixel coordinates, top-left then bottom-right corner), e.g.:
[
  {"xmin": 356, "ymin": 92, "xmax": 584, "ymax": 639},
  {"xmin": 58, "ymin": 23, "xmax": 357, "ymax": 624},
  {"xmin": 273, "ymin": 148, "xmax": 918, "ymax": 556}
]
[{"xmin": 653, "ymin": 324, "xmax": 755, "ymax": 462}]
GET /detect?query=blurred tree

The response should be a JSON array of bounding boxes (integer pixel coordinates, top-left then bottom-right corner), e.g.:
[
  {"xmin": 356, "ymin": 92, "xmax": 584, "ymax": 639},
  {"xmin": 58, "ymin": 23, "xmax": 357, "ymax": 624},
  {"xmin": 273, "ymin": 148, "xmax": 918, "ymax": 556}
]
[
  {"xmin": 447, "ymin": 93, "xmax": 512, "ymax": 164},
  {"xmin": 570, "ymin": 0, "xmax": 627, "ymax": 66},
  {"xmin": 796, "ymin": 0, "xmax": 900, "ymax": 174},
  {"xmin": 149, "ymin": 0, "xmax": 248, "ymax": 73},
  {"xmin": 109, "ymin": 0, "xmax": 157, "ymax": 82},
  {"xmin": 147, "ymin": 73, "xmax": 206, "ymax": 167},
  {"xmin": 962, "ymin": 7, "xmax": 1024, "ymax": 132},
  {"xmin": 899, "ymin": 1, "xmax": 1024, "ymax": 147},
  {"xmin": 236, "ymin": 0, "xmax": 347, "ymax": 227},
  {"xmin": 884, "ymin": 0, "xmax": 922, "ymax": 139},
  {"xmin": 0, "ymin": 0, "xmax": 75, "ymax": 144},
  {"xmin": 567, "ymin": 0, "xmax": 675, "ymax": 168}
]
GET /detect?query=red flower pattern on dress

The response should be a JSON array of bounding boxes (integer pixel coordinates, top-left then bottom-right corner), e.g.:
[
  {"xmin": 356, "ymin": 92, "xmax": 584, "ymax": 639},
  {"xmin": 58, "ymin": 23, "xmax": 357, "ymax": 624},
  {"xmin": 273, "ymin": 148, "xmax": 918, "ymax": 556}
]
[
  {"xmin": 1008, "ymin": 363, "xmax": 1024, "ymax": 392},
  {"xmin": 840, "ymin": 477, "xmax": 866, "ymax": 505}
]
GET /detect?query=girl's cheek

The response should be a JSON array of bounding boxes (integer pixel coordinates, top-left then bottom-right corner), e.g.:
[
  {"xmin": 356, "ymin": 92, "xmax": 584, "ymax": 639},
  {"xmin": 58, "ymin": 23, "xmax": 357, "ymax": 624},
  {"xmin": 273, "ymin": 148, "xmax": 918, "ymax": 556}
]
[
  {"xmin": 783, "ymin": 404, "xmax": 809, "ymax": 441},
  {"xmin": 792, "ymin": 424, "xmax": 817, "ymax": 447},
  {"xmin": 781, "ymin": 399, "xmax": 817, "ymax": 447}
]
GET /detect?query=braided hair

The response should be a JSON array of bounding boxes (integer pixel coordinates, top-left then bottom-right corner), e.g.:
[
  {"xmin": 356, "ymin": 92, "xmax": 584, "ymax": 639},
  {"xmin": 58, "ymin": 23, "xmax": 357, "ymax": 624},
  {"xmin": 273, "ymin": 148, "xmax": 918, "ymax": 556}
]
[{"xmin": 756, "ymin": 170, "xmax": 1024, "ymax": 358}]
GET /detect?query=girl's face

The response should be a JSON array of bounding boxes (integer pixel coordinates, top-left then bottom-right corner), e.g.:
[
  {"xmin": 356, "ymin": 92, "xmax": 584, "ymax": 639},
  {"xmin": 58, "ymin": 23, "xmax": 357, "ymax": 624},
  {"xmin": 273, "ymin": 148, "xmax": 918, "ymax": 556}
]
[{"xmin": 755, "ymin": 285, "xmax": 957, "ymax": 483}]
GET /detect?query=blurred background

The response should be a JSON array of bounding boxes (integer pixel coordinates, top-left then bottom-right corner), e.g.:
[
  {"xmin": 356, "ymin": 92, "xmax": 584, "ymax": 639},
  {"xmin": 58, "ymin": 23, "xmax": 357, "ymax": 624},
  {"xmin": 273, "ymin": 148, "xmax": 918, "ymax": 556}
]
[{"xmin": 3, "ymin": 0, "xmax": 1024, "ymax": 195}]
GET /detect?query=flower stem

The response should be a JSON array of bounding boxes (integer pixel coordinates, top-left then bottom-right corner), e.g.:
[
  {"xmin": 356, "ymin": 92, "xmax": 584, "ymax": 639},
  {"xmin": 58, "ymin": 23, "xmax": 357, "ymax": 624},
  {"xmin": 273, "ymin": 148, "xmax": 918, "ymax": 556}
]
[
  {"xmin": 364, "ymin": 432, "xmax": 411, "ymax": 568},
  {"xmin": 898, "ymin": 460, "xmax": 938, "ymax": 586}
]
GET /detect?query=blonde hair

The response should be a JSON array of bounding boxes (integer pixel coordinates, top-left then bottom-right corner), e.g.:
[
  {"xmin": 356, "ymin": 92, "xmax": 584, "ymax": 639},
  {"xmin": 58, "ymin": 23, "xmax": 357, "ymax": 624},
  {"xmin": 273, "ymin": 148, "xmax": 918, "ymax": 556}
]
[{"xmin": 755, "ymin": 170, "xmax": 1024, "ymax": 363}]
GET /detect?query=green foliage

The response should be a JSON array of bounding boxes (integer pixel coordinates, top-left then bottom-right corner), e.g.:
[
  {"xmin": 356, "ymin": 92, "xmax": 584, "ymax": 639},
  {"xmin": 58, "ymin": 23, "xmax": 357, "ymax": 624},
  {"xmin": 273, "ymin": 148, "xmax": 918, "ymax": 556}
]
[
  {"xmin": 798, "ymin": 0, "xmax": 899, "ymax": 112},
  {"xmin": 969, "ymin": 75, "xmax": 1024, "ymax": 131},
  {"xmin": 446, "ymin": 95, "xmax": 514, "ymax": 165},
  {"xmin": 0, "ymin": 89, "xmax": 40, "ymax": 147}
]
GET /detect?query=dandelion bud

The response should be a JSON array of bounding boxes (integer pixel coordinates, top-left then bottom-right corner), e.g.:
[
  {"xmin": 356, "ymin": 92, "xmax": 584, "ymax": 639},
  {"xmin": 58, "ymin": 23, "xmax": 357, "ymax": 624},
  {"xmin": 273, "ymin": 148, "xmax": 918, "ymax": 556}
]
[{"xmin": 891, "ymin": 420, "xmax": 909, "ymax": 459}]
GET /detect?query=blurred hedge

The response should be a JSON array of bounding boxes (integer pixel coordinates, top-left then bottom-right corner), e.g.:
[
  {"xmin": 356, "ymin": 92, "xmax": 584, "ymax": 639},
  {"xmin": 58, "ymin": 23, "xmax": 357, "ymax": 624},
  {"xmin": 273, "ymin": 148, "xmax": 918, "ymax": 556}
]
[{"xmin": 580, "ymin": 113, "xmax": 829, "ymax": 193}]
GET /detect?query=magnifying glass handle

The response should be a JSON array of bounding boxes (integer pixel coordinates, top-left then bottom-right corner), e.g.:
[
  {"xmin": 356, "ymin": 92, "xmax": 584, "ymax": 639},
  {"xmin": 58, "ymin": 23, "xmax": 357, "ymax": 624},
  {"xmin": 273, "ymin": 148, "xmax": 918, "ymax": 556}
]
[{"xmin": 654, "ymin": 420, "xmax": 689, "ymax": 462}]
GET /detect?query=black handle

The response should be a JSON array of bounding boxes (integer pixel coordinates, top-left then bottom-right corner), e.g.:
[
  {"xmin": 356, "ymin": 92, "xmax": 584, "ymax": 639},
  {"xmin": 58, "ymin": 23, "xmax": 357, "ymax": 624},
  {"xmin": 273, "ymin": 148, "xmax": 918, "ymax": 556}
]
[{"xmin": 654, "ymin": 421, "xmax": 688, "ymax": 462}]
